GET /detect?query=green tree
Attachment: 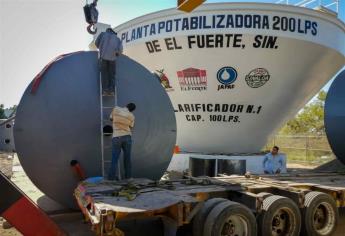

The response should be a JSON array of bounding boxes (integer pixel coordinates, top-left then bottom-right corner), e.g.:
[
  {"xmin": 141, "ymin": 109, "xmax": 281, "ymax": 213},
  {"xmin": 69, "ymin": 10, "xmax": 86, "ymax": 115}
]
[
  {"xmin": 0, "ymin": 104, "xmax": 6, "ymax": 119},
  {"xmin": 280, "ymin": 90, "xmax": 327, "ymax": 135},
  {"xmin": 7, "ymin": 105, "xmax": 17, "ymax": 117}
]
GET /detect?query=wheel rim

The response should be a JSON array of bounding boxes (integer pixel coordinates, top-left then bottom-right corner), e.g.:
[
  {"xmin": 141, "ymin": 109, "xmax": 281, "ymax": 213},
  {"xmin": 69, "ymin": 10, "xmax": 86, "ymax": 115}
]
[
  {"xmin": 312, "ymin": 202, "xmax": 335, "ymax": 235},
  {"xmin": 271, "ymin": 207, "xmax": 295, "ymax": 236},
  {"xmin": 221, "ymin": 214, "xmax": 248, "ymax": 236}
]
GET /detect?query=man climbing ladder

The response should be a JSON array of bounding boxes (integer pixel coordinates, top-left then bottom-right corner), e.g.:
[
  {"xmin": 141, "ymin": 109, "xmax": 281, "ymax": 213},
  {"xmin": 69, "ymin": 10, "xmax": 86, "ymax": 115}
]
[
  {"xmin": 95, "ymin": 26, "xmax": 128, "ymax": 179},
  {"xmin": 95, "ymin": 28, "xmax": 123, "ymax": 96},
  {"xmin": 94, "ymin": 27, "xmax": 122, "ymax": 179}
]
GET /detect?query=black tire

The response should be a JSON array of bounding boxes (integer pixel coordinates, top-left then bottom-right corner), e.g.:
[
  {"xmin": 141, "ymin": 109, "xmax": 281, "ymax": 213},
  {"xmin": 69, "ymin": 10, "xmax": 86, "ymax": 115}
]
[
  {"xmin": 257, "ymin": 195, "xmax": 301, "ymax": 236},
  {"xmin": 301, "ymin": 191, "xmax": 339, "ymax": 236},
  {"xmin": 203, "ymin": 200, "xmax": 257, "ymax": 236},
  {"xmin": 192, "ymin": 198, "xmax": 228, "ymax": 236}
]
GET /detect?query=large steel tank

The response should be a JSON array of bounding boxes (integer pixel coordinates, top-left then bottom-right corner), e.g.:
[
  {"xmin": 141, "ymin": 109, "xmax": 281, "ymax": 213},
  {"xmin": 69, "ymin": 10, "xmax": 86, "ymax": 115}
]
[
  {"xmin": 325, "ymin": 70, "xmax": 345, "ymax": 165},
  {"xmin": 114, "ymin": 3, "xmax": 345, "ymax": 154},
  {"xmin": 14, "ymin": 52, "xmax": 177, "ymax": 208},
  {"xmin": 13, "ymin": 3, "xmax": 345, "ymax": 208}
]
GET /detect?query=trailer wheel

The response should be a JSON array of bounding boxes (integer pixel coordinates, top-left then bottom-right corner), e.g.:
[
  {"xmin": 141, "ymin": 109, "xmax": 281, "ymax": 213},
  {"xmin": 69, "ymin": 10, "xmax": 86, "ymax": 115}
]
[
  {"xmin": 258, "ymin": 195, "xmax": 301, "ymax": 236},
  {"xmin": 302, "ymin": 191, "xmax": 338, "ymax": 236},
  {"xmin": 203, "ymin": 200, "xmax": 257, "ymax": 236},
  {"xmin": 192, "ymin": 198, "xmax": 227, "ymax": 236}
]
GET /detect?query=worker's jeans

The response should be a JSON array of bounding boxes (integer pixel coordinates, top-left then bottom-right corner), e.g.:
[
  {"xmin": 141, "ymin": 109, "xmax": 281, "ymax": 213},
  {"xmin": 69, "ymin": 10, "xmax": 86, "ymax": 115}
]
[
  {"xmin": 108, "ymin": 135, "xmax": 132, "ymax": 180},
  {"xmin": 100, "ymin": 59, "xmax": 116, "ymax": 92}
]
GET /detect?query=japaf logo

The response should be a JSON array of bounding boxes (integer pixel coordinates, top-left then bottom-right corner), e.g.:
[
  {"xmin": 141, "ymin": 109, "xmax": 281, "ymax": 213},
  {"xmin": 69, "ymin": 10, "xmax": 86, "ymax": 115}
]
[
  {"xmin": 217, "ymin": 67, "xmax": 237, "ymax": 91},
  {"xmin": 245, "ymin": 68, "xmax": 270, "ymax": 88},
  {"xmin": 177, "ymin": 68, "xmax": 207, "ymax": 91},
  {"xmin": 154, "ymin": 69, "xmax": 174, "ymax": 92}
]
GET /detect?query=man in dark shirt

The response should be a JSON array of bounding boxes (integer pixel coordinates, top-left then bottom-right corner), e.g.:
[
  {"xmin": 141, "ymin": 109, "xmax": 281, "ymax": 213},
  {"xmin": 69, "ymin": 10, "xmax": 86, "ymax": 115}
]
[{"xmin": 95, "ymin": 28, "xmax": 123, "ymax": 95}]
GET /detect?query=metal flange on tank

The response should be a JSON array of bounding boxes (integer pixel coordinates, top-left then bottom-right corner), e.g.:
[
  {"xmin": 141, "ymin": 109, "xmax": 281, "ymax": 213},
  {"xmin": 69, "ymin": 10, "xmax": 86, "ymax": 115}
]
[
  {"xmin": 325, "ymin": 70, "xmax": 345, "ymax": 165},
  {"xmin": 13, "ymin": 51, "xmax": 176, "ymax": 208}
]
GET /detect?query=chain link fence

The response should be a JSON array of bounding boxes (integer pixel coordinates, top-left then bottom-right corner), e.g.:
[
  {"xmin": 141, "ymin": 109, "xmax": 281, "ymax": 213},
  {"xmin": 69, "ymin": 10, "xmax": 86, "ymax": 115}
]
[{"xmin": 265, "ymin": 135, "xmax": 334, "ymax": 166}]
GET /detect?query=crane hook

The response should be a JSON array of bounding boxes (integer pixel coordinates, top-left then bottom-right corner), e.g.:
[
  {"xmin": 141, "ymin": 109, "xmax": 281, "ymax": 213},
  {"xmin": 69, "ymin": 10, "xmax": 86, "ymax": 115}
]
[
  {"xmin": 87, "ymin": 24, "xmax": 97, "ymax": 35},
  {"xmin": 84, "ymin": 0, "xmax": 99, "ymax": 35}
]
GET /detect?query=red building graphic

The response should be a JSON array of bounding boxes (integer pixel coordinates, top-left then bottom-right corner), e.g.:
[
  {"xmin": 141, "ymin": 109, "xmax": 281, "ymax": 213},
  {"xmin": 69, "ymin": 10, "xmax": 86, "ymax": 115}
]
[{"xmin": 177, "ymin": 68, "xmax": 207, "ymax": 91}]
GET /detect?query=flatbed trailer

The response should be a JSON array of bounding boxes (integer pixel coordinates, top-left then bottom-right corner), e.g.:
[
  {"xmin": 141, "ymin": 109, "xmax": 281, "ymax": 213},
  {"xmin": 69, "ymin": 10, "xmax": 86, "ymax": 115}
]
[{"xmin": 74, "ymin": 172, "xmax": 345, "ymax": 236}]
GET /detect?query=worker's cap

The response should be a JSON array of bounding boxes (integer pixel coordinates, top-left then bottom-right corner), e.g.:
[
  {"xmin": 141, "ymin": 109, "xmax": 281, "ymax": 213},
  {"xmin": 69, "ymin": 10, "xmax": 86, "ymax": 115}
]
[{"xmin": 106, "ymin": 28, "xmax": 117, "ymax": 35}]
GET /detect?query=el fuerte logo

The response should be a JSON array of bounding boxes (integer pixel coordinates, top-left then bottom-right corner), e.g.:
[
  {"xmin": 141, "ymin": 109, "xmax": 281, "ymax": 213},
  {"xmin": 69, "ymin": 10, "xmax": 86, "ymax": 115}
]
[
  {"xmin": 177, "ymin": 68, "xmax": 207, "ymax": 91},
  {"xmin": 217, "ymin": 67, "xmax": 237, "ymax": 91}
]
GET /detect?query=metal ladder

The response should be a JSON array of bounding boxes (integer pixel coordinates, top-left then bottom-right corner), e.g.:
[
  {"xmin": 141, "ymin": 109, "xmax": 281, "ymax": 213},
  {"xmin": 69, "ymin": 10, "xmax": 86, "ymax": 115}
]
[{"xmin": 100, "ymin": 74, "xmax": 119, "ymax": 179}]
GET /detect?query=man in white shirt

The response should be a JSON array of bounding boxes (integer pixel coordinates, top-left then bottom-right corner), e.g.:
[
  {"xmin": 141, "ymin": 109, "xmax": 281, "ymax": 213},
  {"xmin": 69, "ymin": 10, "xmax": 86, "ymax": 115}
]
[
  {"xmin": 263, "ymin": 146, "xmax": 284, "ymax": 174},
  {"xmin": 108, "ymin": 103, "xmax": 136, "ymax": 180}
]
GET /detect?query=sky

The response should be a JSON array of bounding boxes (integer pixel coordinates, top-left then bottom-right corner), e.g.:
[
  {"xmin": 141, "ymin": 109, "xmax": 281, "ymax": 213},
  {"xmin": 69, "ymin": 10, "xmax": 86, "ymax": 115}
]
[{"xmin": 0, "ymin": 0, "xmax": 344, "ymax": 107}]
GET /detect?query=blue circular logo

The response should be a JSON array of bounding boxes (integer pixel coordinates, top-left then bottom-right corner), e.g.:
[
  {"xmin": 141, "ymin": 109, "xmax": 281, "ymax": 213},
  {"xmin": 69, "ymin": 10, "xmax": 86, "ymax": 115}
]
[{"xmin": 217, "ymin": 67, "xmax": 237, "ymax": 85}]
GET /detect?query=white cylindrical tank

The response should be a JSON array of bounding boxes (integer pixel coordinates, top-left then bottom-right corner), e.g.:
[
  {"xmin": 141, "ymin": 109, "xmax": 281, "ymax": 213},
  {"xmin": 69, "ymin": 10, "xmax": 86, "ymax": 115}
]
[{"xmin": 114, "ymin": 3, "xmax": 345, "ymax": 154}]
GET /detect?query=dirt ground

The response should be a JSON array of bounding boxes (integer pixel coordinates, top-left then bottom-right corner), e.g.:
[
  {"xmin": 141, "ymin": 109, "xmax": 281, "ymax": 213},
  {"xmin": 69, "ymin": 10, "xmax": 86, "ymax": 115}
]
[
  {"xmin": 0, "ymin": 153, "xmax": 13, "ymax": 178},
  {"xmin": 0, "ymin": 218, "xmax": 21, "ymax": 236},
  {"xmin": 287, "ymin": 162, "xmax": 318, "ymax": 169}
]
